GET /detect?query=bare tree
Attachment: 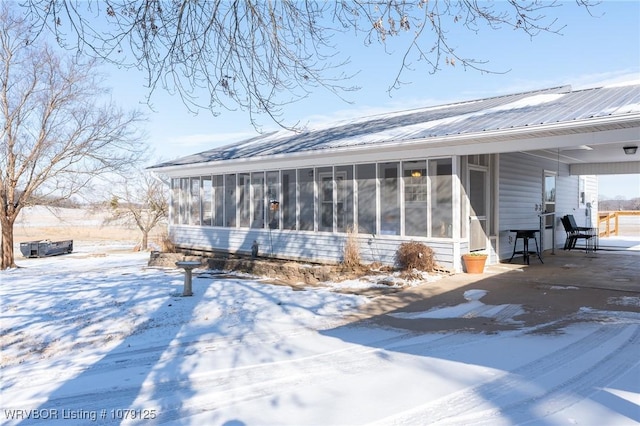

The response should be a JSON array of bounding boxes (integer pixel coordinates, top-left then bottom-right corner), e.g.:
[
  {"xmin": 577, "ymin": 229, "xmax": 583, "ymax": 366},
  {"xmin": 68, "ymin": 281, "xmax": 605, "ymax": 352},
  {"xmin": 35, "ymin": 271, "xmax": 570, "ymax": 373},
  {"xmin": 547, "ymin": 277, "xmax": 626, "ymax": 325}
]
[
  {"xmin": 103, "ymin": 171, "xmax": 168, "ymax": 251},
  {"xmin": 0, "ymin": 4, "xmax": 147, "ymax": 269},
  {"xmin": 22, "ymin": 0, "xmax": 597, "ymax": 130}
]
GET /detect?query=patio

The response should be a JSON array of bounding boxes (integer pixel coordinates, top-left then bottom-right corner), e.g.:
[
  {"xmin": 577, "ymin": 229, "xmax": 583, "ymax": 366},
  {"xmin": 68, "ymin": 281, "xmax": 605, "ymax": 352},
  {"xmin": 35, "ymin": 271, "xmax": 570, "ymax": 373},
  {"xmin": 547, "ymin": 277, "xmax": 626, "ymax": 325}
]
[
  {"xmin": 490, "ymin": 235, "xmax": 640, "ymax": 292},
  {"xmin": 351, "ymin": 235, "xmax": 640, "ymax": 333}
]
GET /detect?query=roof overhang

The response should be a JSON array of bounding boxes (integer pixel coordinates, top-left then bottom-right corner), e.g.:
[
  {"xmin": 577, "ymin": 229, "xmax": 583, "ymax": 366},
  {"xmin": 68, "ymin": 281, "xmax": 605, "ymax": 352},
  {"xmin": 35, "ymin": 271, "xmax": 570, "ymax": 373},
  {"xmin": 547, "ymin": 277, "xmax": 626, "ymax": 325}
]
[
  {"xmin": 569, "ymin": 161, "xmax": 640, "ymax": 175},
  {"xmin": 150, "ymin": 114, "xmax": 640, "ymax": 177}
]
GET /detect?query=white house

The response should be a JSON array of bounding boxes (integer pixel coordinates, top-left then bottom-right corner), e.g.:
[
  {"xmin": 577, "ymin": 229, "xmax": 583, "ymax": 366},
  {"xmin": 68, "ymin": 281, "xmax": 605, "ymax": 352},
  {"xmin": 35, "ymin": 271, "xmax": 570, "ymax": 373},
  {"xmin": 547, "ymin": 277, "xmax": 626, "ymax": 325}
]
[{"xmin": 149, "ymin": 83, "xmax": 640, "ymax": 272}]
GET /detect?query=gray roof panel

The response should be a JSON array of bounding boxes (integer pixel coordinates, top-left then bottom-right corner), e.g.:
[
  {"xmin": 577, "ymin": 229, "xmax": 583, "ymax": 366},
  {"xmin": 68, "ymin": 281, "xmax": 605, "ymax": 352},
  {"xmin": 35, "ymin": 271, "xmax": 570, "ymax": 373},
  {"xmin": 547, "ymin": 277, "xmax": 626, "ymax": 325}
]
[{"xmin": 151, "ymin": 84, "xmax": 640, "ymax": 169}]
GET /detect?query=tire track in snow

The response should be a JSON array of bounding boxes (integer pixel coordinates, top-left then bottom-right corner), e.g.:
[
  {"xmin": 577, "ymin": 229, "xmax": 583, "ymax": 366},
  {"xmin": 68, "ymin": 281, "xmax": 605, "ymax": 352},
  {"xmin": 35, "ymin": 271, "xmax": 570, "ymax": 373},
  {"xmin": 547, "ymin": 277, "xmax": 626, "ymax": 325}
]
[
  {"xmin": 2, "ymin": 326, "xmax": 318, "ymax": 398},
  {"xmin": 5, "ymin": 323, "xmax": 477, "ymax": 399},
  {"xmin": 141, "ymin": 331, "xmax": 514, "ymax": 423},
  {"xmin": 452, "ymin": 324, "xmax": 640, "ymax": 425},
  {"xmin": 368, "ymin": 323, "xmax": 637, "ymax": 425},
  {"xmin": 10, "ymin": 330, "xmax": 420, "ymax": 424},
  {"xmin": 9, "ymin": 327, "xmax": 484, "ymax": 425},
  {"xmin": 5, "ymin": 319, "xmax": 542, "ymax": 423}
]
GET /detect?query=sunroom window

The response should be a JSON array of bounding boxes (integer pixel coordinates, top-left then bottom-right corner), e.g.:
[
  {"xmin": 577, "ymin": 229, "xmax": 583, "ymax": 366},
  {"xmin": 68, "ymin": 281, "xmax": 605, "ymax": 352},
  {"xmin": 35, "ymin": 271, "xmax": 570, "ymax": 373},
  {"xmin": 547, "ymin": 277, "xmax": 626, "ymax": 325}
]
[
  {"xmin": 190, "ymin": 177, "xmax": 200, "ymax": 225},
  {"xmin": 251, "ymin": 172, "xmax": 265, "ymax": 228},
  {"xmin": 356, "ymin": 164, "xmax": 376, "ymax": 235},
  {"xmin": 180, "ymin": 177, "xmax": 189, "ymax": 225},
  {"xmin": 336, "ymin": 165, "xmax": 354, "ymax": 232},
  {"xmin": 171, "ymin": 178, "xmax": 180, "ymax": 225},
  {"xmin": 317, "ymin": 166, "xmax": 334, "ymax": 232},
  {"xmin": 298, "ymin": 168, "xmax": 314, "ymax": 231},
  {"xmin": 238, "ymin": 173, "xmax": 250, "ymax": 227},
  {"xmin": 171, "ymin": 156, "xmax": 454, "ymax": 240},
  {"xmin": 266, "ymin": 171, "xmax": 280, "ymax": 229},
  {"xmin": 403, "ymin": 160, "xmax": 428, "ymax": 237},
  {"xmin": 224, "ymin": 174, "xmax": 236, "ymax": 227},
  {"xmin": 282, "ymin": 169, "xmax": 297, "ymax": 230},
  {"xmin": 202, "ymin": 176, "xmax": 212, "ymax": 226},
  {"xmin": 379, "ymin": 162, "xmax": 400, "ymax": 235},
  {"xmin": 430, "ymin": 158, "xmax": 453, "ymax": 237},
  {"xmin": 213, "ymin": 175, "xmax": 224, "ymax": 226}
]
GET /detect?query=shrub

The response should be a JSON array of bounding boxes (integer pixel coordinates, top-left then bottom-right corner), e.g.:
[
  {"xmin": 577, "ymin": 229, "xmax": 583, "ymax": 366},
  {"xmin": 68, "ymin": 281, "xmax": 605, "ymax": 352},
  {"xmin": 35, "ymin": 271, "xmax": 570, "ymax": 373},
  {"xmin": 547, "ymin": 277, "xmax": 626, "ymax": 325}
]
[
  {"xmin": 342, "ymin": 225, "xmax": 361, "ymax": 268},
  {"xmin": 160, "ymin": 232, "xmax": 176, "ymax": 253},
  {"xmin": 395, "ymin": 241, "xmax": 436, "ymax": 272}
]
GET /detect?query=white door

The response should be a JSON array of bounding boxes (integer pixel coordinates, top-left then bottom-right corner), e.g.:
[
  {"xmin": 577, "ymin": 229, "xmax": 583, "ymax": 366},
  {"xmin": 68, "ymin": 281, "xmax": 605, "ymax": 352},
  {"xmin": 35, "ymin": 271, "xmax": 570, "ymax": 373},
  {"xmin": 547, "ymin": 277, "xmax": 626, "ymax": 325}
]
[
  {"xmin": 542, "ymin": 172, "xmax": 557, "ymax": 250},
  {"xmin": 469, "ymin": 167, "xmax": 489, "ymax": 252}
]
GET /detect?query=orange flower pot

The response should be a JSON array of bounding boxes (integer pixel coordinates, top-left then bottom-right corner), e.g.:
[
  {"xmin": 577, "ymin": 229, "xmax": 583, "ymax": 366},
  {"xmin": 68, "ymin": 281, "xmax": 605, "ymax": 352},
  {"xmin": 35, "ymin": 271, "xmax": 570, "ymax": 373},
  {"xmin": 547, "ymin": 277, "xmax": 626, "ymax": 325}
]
[{"xmin": 463, "ymin": 254, "xmax": 487, "ymax": 274}]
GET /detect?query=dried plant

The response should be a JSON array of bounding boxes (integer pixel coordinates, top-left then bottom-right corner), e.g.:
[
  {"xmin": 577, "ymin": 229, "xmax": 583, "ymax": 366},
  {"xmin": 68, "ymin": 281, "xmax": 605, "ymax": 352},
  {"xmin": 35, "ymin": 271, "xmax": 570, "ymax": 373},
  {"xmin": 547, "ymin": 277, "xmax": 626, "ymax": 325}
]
[
  {"xmin": 342, "ymin": 225, "xmax": 361, "ymax": 269},
  {"xmin": 395, "ymin": 241, "xmax": 436, "ymax": 272},
  {"xmin": 160, "ymin": 232, "xmax": 176, "ymax": 253}
]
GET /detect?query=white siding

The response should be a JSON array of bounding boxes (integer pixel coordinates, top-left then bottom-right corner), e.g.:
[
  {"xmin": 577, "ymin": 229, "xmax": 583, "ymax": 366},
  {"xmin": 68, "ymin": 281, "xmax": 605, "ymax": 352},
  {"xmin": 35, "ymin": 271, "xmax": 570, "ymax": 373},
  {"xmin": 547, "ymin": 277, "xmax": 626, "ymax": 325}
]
[
  {"xmin": 585, "ymin": 175, "xmax": 598, "ymax": 227},
  {"xmin": 499, "ymin": 152, "xmax": 585, "ymax": 259},
  {"xmin": 169, "ymin": 225, "xmax": 456, "ymax": 270},
  {"xmin": 499, "ymin": 152, "xmax": 544, "ymax": 254}
]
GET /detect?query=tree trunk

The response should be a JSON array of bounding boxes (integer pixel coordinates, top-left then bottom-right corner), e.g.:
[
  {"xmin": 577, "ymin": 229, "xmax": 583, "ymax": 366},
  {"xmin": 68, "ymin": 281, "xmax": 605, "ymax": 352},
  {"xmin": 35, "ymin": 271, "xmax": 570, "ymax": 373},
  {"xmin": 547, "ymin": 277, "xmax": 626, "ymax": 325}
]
[
  {"xmin": 1, "ymin": 217, "xmax": 17, "ymax": 269},
  {"xmin": 141, "ymin": 231, "xmax": 148, "ymax": 251}
]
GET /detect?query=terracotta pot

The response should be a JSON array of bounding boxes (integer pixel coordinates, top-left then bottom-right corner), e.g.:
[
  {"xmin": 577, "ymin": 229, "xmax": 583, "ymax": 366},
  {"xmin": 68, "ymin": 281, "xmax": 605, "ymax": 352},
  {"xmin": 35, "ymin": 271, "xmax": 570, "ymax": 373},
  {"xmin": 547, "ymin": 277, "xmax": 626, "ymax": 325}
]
[{"xmin": 463, "ymin": 255, "xmax": 487, "ymax": 274}]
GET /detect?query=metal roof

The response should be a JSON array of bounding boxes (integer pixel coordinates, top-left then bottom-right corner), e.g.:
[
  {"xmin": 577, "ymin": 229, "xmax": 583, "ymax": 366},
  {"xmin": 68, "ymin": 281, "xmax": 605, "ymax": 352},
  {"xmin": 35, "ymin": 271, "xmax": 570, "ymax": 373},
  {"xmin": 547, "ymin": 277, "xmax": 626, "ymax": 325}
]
[{"xmin": 151, "ymin": 83, "xmax": 640, "ymax": 169}]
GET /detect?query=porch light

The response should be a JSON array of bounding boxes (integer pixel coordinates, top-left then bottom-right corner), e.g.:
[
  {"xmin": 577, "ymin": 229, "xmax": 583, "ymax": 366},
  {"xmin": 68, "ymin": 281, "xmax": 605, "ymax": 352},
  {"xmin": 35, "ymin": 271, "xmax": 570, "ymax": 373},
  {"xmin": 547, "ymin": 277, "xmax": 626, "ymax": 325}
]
[
  {"xmin": 623, "ymin": 145, "xmax": 638, "ymax": 155},
  {"xmin": 411, "ymin": 170, "xmax": 422, "ymax": 177}
]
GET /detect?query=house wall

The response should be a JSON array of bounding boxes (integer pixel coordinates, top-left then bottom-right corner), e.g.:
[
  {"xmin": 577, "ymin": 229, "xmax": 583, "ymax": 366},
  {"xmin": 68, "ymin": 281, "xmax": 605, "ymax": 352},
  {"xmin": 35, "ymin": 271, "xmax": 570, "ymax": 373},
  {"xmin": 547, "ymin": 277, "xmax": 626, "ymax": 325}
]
[
  {"xmin": 169, "ymin": 225, "xmax": 458, "ymax": 270},
  {"xmin": 166, "ymin": 156, "xmax": 465, "ymax": 270},
  {"xmin": 498, "ymin": 152, "xmax": 587, "ymax": 259},
  {"xmin": 166, "ymin": 146, "xmax": 600, "ymax": 270}
]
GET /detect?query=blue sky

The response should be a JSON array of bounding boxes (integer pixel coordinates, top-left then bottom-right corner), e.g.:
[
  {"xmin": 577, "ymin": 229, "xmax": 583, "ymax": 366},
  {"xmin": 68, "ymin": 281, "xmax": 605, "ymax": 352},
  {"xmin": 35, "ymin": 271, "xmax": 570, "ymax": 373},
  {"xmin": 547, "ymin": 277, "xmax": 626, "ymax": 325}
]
[{"xmin": 101, "ymin": 1, "xmax": 639, "ymax": 198}]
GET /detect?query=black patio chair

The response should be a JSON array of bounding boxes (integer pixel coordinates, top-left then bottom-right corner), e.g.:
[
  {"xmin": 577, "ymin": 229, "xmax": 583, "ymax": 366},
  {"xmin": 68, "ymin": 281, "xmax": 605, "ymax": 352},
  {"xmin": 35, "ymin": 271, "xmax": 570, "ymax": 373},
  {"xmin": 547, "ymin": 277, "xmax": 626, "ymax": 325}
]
[
  {"xmin": 567, "ymin": 214, "xmax": 599, "ymax": 251},
  {"xmin": 561, "ymin": 215, "xmax": 597, "ymax": 251}
]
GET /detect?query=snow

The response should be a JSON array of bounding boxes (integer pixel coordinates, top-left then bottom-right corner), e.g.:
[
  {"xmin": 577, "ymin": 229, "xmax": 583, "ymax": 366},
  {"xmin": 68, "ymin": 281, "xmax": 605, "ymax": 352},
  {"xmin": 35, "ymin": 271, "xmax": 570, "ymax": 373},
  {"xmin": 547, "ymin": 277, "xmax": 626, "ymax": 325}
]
[
  {"xmin": 325, "ymin": 93, "xmax": 568, "ymax": 149},
  {"xmin": 603, "ymin": 79, "xmax": 640, "ymax": 89},
  {"xmin": 493, "ymin": 93, "xmax": 566, "ymax": 109},
  {"xmin": 387, "ymin": 289, "xmax": 525, "ymax": 324},
  {"xmin": 1, "ymin": 243, "xmax": 639, "ymax": 426}
]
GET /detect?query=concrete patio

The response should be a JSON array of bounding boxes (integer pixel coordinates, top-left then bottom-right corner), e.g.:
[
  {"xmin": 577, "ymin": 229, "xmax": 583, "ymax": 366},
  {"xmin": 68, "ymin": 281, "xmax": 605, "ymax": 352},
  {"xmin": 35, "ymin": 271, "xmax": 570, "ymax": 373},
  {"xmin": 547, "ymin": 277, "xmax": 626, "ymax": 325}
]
[
  {"xmin": 351, "ymin": 235, "xmax": 640, "ymax": 333},
  {"xmin": 484, "ymin": 235, "xmax": 640, "ymax": 292}
]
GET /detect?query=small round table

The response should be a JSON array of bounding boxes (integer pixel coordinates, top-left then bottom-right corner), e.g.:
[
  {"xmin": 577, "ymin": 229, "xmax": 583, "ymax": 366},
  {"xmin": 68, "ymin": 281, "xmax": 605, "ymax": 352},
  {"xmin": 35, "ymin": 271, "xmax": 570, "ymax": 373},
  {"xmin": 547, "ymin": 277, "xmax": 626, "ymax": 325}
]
[{"xmin": 508, "ymin": 229, "xmax": 543, "ymax": 265}]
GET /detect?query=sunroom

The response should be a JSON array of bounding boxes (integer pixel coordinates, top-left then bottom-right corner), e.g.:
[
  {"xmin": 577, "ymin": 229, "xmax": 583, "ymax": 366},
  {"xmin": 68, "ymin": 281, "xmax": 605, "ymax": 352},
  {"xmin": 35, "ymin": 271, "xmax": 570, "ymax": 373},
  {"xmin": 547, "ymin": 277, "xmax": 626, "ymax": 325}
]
[
  {"xmin": 152, "ymin": 83, "xmax": 640, "ymax": 272},
  {"xmin": 167, "ymin": 154, "xmax": 469, "ymax": 270}
]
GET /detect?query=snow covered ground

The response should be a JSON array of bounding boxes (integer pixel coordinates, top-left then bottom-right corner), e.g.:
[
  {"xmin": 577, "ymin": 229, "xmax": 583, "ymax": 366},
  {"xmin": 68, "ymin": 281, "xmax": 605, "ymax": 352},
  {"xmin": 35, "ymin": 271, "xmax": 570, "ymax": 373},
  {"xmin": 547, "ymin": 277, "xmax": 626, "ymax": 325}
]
[{"xmin": 1, "ymin": 242, "xmax": 639, "ymax": 426}]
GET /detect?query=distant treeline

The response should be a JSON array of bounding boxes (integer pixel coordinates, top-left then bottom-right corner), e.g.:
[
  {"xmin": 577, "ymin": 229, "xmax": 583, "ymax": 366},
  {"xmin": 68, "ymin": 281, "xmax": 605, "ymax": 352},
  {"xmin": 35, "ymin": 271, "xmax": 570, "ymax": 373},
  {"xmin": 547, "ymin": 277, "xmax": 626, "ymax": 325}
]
[
  {"xmin": 598, "ymin": 198, "xmax": 640, "ymax": 211},
  {"xmin": 23, "ymin": 196, "xmax": 82, "ymax": 209}
]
